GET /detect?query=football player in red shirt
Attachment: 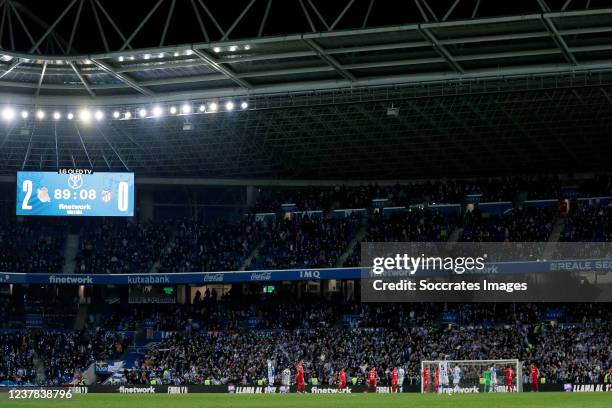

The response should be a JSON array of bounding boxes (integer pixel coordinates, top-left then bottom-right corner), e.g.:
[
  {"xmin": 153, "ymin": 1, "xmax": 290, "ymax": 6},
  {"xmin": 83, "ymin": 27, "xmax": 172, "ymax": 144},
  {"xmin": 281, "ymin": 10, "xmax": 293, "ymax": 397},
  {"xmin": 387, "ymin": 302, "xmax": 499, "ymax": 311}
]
[
  {"xmin": 338, "ymin": 368, "xmax": 347, "ymax": 392},
  {"xmin": 391, "ymin": 367, "xmax": 399, "ymax": 393},
  {"xmin": 367, "ymin": 367, "xmax": 377, "ymax": 393},
  {"xmin": 434, "ymin": 367, "xmax": 440, "ymax": 394},
  {"xmin": 505, "ymin": 366, "xmax": 515, "ymax": 392},
  {"xmin": 530, "ymin": 364, "xmax": 539, "ymax": 392},
  {"xmin": 296, "ymin": 361, "xmax": 305, "ymax": 393},
  {"xmin": 423, "ymin": 366, "xmax": 430, "ymax": 393}
]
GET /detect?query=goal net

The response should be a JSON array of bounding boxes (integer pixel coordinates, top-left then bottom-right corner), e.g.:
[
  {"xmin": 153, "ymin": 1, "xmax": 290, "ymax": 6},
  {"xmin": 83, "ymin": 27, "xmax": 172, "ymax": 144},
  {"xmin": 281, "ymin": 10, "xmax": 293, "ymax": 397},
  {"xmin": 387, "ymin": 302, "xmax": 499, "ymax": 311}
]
[{"xmin": 420, "ymin": 359, "xmax": 522, "ymax": 394}]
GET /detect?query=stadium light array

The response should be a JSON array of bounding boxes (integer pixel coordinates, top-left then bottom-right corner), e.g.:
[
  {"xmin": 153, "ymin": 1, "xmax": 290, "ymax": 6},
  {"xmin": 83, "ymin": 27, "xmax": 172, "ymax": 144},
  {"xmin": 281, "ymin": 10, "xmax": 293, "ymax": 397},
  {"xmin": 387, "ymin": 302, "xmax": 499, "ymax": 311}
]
[{"xmin": 0, "ymin": 99, "xmax": 248, "ymax": 124}]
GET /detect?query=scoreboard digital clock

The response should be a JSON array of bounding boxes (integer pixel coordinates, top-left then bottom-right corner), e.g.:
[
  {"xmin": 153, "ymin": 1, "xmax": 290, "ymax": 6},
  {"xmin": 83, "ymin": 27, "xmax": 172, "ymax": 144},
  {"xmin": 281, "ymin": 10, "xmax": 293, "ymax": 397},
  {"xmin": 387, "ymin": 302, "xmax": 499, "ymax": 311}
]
[{"xmin": 16, "ymin": 171, "xmax": 134, "ymax": 217}]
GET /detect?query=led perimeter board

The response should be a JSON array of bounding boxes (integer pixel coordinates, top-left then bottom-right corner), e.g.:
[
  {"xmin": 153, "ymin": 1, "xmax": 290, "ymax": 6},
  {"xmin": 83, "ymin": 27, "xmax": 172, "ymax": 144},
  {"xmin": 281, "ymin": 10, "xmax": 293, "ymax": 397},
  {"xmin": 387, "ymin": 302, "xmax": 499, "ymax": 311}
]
[{"xmin": 16, "ymin": 171, "xmax": 134, "ymax": 217}]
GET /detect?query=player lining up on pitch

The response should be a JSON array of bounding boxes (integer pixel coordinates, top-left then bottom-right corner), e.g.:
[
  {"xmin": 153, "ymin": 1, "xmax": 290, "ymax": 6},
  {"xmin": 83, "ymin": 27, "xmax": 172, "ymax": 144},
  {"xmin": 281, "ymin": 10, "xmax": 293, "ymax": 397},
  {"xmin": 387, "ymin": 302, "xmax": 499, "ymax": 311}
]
[
  {"xmin": 338, "ymin": 368, "xmax": 346, "ymax": 392},
  {"xmin": 367, "ymin": 367, "xmax": 377, "ymax": 393},
  {"xmin": 505, "ymin": 365, "xmax": 515, "ymax": 392},
  {"xmin": 530, "ymin": 363, "xmax": 540, "ymax": 392},
  {"xmin": 296, "ymin": 361, "xmax": 306, "ymax": 393}
]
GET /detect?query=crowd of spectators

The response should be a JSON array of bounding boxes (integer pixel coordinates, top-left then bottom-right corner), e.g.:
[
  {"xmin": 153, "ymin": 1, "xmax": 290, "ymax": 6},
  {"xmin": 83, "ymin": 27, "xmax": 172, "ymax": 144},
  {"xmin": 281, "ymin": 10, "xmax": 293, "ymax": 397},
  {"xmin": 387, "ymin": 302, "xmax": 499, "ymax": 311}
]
[
  {"xmin": 249, "ymin": 214, "xmax": 360, "ymax": 270},
  {"xmin": 75, "ymin": 220, "xmax": 170, "ymax": 274},
  {"xmin": 560, "ymin": 205, "xmax": 612, "ymax": 242},
  {"xmin": 461, "ymin": 205, "xmax": 555, "ymax": 242},
  {"xmin": 0, "ymin": 220, "xmax": 66, "ymax": 273},
  {"xmin": 158, "ymin": 218, "xmax": 265, "ymax": 273},
  {"xmin": 115, "ymin": 301, "xmax": 611, "ymax": 387},
  {"xmin": 250, "ymin": 176, "xmax": 569, "ymax": 213}
]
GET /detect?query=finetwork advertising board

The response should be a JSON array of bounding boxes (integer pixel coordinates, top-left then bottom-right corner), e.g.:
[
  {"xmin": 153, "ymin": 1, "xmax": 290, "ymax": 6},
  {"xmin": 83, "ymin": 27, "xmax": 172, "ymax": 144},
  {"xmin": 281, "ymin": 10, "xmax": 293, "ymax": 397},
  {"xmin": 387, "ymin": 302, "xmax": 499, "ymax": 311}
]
[{"xmin": 16, "ymin": 171, "xmax": 134, "ymax": 217}]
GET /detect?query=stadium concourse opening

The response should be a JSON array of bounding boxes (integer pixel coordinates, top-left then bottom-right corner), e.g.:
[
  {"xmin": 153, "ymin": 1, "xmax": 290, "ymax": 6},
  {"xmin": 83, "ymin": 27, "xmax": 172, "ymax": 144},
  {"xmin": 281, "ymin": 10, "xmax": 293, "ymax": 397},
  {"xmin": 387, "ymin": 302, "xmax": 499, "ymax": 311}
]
[{"xmin": 1, "ymin": 1, "xmax": 612, "ymax": 408}]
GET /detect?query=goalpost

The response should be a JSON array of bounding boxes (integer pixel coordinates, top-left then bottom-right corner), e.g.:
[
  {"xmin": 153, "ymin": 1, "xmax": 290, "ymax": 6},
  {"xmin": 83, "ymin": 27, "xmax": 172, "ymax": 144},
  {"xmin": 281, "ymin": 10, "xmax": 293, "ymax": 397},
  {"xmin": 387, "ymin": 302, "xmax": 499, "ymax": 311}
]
[{"xmin": 420, "ymin": 359, "xmax": 522, "ymax": 393}]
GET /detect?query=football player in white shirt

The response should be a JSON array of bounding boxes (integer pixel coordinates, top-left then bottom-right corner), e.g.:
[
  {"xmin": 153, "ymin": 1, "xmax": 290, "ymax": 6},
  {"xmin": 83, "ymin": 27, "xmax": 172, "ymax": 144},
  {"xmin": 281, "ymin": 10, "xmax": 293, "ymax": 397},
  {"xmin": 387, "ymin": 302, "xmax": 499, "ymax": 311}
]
[
  {"xmin": 397, "ymin": 366, "xmax": 405, "ymax": 392},
  {"xmin": 490, "ymin": 365, "xmax": 498, "ymax": 392},
  {"xmin": 452, "ymin": 365, "xmax": 462, "ymax": 393},
  {"xmin": 281, "ymin": 367, "xmax": 291, "ymax": 393},
  {"xmin": 438, "ymin": 358, "xmax": 450, "ymax": 394}
]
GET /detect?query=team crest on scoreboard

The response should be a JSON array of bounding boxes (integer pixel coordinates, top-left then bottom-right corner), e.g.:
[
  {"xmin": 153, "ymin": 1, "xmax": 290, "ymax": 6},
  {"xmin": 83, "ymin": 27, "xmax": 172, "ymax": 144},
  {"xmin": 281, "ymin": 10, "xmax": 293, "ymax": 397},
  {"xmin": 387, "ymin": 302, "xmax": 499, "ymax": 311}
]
[{"xmin": 101, "ymin": 190, "xmax": 112, "ymax": 203}]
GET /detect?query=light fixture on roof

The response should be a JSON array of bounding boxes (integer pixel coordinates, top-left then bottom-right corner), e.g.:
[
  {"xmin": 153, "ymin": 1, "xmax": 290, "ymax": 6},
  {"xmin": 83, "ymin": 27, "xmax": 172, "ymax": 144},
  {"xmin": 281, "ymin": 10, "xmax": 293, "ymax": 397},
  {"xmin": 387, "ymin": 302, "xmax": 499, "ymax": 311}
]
[
  {"xmin": 67, "ymin": 112, "xmax": 74, "ymax": 120},
  {"xmin": 124, "ymin": 111, "xmax": 132, "ymax": 119},
  {"xmin": 169, "ymin": 106, "xmax": 177, "ymax": 114},
  {"xmin": 118, "ymin": 56, "xmax": 124, "ymax": 62},
  {"xmin": 208, "ymin": 102, "xmax": 218, "ymax": 112},
  {"xmin": 173, "ymin": 51, "xmax": 179, "ymax": 57},
  {"xmin": 225, "ymin": 101, "xmax": 234, "ymax": 111},
  {"xmin": 199, "ymin": 104, "xmax": 206, "ymax": 112},
  {"xmin": 36, "ymin": 110, "xmax": 45, "ymax": 120},
  {"xmin": 244, "ymin": 45, "xmax": 251, "ymax": 50},
  {"xmin": 21, "ymin": 110, "xmax": 29, "ymax": 119},
  {"xmin": 152, "ymin": 106, "xmax": 163, "ymax": 116},
  {"xmin": 53, "ymin": 111, "xmax": 61, "ymax": 120},
  {"xmin": 158, "ymin": 53, "xmax": 164, "ymax": 58},
  {"xmin": 138, "ymin": 108, "xmax": 147, "ymax": 118},
  {"xmin": 213, "ymin": 47, "xmax": 221, "ymax": 53},
  {"xmin": 185, "ymin": 50, "xmax": 193, "ymax": 56},
  {"xmin": 144, "ymin": 54, "xmax": 151, "ymax": 60},
  {"xmin": 79, "ymin": 109, "xmax": 91, "ymax": 122},
  {"xmin": 1, "ymin": 107, "xmax": 15, "ymax": 121},
  {"xmin": 181, "ymin": 104, "xmax": 192, "ymax": 114},
  {"xmin": 240, "ymin": 101, "xmax": 248, "ymax": 110},
  {"xmin": 95, "ymin": 110, "xmax": 104, "ymax": 121},
  {"xmin": 229, "ymin": 45, "xmax": 237, "ymax": 52},
  {"xmin": 112, "ymin": 111, "xmax": 120, "ymax": 119}
]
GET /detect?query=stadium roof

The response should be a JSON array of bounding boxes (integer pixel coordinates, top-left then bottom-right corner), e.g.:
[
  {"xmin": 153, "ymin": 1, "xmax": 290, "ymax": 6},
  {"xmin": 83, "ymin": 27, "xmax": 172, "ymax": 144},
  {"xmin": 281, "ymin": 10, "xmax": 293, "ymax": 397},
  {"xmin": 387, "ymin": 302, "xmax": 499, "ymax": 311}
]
[{"xmin": 1, "ymin": 1, "xmax": 612, "ymax": 180}]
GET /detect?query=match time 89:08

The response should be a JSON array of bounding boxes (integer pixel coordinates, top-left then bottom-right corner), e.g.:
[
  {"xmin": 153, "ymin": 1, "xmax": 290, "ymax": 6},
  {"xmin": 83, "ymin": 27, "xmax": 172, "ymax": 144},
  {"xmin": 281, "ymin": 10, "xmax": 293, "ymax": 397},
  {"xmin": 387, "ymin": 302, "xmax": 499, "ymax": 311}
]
[{"xmin": 9, "ymin": 389, "xmax": 73, "ymax": 399}]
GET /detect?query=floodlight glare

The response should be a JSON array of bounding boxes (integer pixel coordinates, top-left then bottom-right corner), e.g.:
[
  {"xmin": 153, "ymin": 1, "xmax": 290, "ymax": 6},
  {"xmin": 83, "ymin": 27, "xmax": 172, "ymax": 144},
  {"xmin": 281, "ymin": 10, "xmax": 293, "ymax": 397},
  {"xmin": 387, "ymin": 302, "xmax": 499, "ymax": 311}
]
[
  {"xmin": 208, "ymin": 102, "xmax": 218, "ymax": 112},
  {"xmin": 153, "ymin": 106, "xmax": 163, "ymax": 116},
  {"xmin": 138, "ymin": 108, "xmax": 147, "ymax": 118},
  {"xmin": 36, "ymin": 110, "xmax": 45, "ymax": 119},
  {"xmin": 67, "ymin": 112, "xmax": 74, "ymax": 120},
  {"xmin": 112, "ymin": 111, "xmax": 120, "ymax": 119},
  {"xmin": 199, "ymin": 104, "xmax": 206, "ymax": 112},
  {"xmin": 53, "ymin": 112, "xmax": 61, "ymax": 120},
  {"xmin": 181, "ymin": 104, "xmax": 192, "ymax": 114},
  {"xmin": 21, "ymin": 110, "xmax": 28, "ymax": 119},
  {"xmin": 1, "ymin": 107, "xmax": 15, "ymax": 121},
  {"xmin": 79, "ymin": 110, "xmax": 91, "ymax": 122},
  {"xmin": 225, "ymin": 101, "xmax": 234, "ymax": 111},
  {"xmin": 240, "ymin": 101, "xmax": 248, "ymax": 110},
  {"xmin": 124, "ymin": 111, "xmax": 132, "ymax": 119}
]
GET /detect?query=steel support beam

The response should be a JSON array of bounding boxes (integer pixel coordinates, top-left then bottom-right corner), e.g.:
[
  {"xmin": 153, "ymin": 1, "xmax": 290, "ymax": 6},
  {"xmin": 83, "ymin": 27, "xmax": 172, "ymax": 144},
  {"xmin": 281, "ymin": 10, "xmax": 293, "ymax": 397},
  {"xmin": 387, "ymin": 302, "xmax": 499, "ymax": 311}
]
[{"xmin": 90, "ymin": 58, "xmax": 154, "ymax": 96}]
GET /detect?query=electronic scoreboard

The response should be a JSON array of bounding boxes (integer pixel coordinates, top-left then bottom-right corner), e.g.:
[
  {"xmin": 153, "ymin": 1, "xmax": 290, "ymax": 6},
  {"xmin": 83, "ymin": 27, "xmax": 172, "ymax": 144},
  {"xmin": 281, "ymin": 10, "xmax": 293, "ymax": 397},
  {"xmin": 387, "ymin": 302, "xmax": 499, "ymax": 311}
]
[{"xmin": 16, "ymin": 171, "xmax": 134, "ymax": 217}]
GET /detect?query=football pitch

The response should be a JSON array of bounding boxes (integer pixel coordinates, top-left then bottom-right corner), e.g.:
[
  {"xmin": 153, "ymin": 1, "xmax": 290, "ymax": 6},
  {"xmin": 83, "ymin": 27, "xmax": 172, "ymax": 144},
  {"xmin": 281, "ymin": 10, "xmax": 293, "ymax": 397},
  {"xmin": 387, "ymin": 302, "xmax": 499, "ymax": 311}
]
[{"xmin": 1, "ymin": 393, "xmax": 611, "ymax": 408}]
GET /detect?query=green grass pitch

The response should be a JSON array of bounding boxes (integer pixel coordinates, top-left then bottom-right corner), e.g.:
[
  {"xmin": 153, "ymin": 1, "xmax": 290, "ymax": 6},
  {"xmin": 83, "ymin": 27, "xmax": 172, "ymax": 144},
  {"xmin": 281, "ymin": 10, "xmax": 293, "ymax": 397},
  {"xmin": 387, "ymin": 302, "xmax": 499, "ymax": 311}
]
[{"xmin": 1, "ymin": 392, "xmax": 611, "ymax": 408}]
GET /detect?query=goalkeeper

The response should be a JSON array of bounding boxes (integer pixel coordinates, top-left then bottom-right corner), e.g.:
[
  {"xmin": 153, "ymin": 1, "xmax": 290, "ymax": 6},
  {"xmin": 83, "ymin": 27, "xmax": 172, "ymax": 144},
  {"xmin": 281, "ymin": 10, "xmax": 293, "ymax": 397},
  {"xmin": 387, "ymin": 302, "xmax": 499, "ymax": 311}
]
[{"xmin": 483, "ymin": 368, "xmax": 492, "ymax": 393}]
